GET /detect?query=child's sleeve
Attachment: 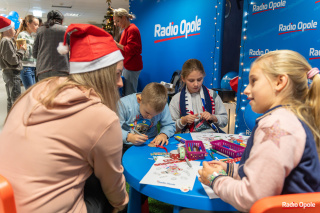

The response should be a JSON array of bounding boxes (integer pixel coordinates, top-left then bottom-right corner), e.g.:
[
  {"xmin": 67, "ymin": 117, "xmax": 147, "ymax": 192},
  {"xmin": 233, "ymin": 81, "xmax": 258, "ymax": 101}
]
[
  {"xmin": 225, "ymin": 163, "xmax": 240, "ymax": 179},
  {"xmin": 159, "ymin": 104, "xmax": 176, "ymax": 138},
  {"xmin": 118, "ymin": 101, "xmax": 130, "ymax": 144},
  {"xmin": 211, "ymin": 90, "xmax": 228, "ymax": 128},
  {"xmin": 211, "ymin": 117, "xmax": 306, "ymax": 212},
  {"xmin": 169, "ymin": 93, "xmax": 186, "ymax": 132},
  {"xmin": 1, "ymin": 40, "xmax": 24, "ymax": 66}
]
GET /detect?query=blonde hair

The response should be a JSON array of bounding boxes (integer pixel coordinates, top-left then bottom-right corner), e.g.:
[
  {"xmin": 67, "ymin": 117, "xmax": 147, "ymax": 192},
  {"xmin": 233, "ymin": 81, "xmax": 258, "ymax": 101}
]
[
  {"xmin": 141, "ymin": 83, "xmax": 168, "ymax": 113},
  {"xmin": 0, "ymin": 32, "xmax": 3, "ymax": 40},
  {"xmin": 113, "ymin": 8, "xmax": 136, "ymax": 20},
  {"xmin": 6, "ymin": 63, "xmax": 120, "ymax": 122},
  {"xmin": 180, "ymin": 59, "xmax": 206, "ymax": 88},
  {"xmin": 253, "ymin": 50, "xmax": 320, "ymax": 149}
]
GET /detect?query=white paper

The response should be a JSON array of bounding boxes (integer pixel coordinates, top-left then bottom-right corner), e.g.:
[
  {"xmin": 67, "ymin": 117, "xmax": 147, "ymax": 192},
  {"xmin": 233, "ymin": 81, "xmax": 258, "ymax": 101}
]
[
  {"xmin": 140, "ymin": 156, "xmax": 200, "ymax": 190},
  {"xmin": 196, "ymin": 165, "xmax": 219, "ymax": 199},
  {"xmin": 190, "ymin": 133, "xmax": 249, "ymax": 150}
]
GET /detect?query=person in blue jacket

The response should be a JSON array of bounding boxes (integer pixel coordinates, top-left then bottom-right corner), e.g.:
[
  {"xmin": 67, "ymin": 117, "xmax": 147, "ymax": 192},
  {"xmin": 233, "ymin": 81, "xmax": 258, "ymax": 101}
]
[{"xmin": 118, "ymin": 82, "xmax": 175, "ymax": 152}]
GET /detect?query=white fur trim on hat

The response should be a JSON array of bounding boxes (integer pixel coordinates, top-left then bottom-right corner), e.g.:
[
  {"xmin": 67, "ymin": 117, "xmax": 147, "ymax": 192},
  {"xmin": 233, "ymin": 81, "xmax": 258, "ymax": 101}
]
[
  {"xmin": 0, "ymin": 21, "xmax": 14, "ymax": 33},
  {"xmin": 69, "ymin": 50, "xmax": 124, "ymax": 74},
  {"xmin": 57, "ymin": 42, "xmax": 69, "ymax": 55}
]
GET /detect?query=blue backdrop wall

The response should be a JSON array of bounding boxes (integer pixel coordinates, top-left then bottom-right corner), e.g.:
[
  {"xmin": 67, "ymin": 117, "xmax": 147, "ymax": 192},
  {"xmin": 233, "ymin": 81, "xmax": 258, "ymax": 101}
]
[
  {"xmin": 129, "ymin": 0, "xmax": 226, "ymax": 92},
  {"xmin": 235, "ymin": 0, "xmax": 320, "ymax": 135}
]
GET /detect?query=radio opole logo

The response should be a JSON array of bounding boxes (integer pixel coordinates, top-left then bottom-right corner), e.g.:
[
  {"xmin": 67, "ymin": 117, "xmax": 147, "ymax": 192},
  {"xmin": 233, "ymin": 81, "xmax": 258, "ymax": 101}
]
[
  {"xmin": 154, "ymin": 16, "xmax": 201, "ymax": 43},
  {"xmin": 309, "ymin": 48, "xmax": 320, "ymax": 60},
  {"xmin": 252, "ymin": 0, "xmax": 286, "ymax": 15},
  {"xmin": 248, "ymin": 48, "xmax": 278, "ymax": 58},
  {"xmin": 279, "ymin": 20, "xmax": 317, "ymax": 35}
]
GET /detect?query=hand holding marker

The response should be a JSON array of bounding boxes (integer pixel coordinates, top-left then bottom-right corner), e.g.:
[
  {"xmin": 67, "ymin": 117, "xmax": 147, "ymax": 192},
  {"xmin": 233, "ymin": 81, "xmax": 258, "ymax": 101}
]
[{"xmin": 133, "ymin": 128, "xmax": 143, "ymax": 136}]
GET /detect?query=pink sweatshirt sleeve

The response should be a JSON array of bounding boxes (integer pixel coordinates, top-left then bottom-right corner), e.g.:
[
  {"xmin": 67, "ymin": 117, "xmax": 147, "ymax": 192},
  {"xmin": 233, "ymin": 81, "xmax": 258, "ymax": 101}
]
[
  {"xmin": 212, "ymin": 110, "xmax": 306, "ymax": 212},
  {"xmin": 88, "ymin": 118, "xmax": 129, "ymax": 209}
]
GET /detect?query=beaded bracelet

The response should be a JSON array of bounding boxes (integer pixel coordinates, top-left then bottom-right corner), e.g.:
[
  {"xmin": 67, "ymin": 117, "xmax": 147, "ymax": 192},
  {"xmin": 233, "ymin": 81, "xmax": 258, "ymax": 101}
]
[{"xmin": 208, "ymin": 169, "xmax": 227, "ymax": 187}]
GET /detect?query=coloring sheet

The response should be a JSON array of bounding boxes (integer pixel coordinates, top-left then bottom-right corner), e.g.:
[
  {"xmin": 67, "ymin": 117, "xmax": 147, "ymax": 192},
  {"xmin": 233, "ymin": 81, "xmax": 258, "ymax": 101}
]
[
  {"xmin": 190, "ymin": 133, "xmax": 249, "ymax": 150},
  {"xmin": 140, "ymin": 156, "xmax": 200, "ymax": 190}
]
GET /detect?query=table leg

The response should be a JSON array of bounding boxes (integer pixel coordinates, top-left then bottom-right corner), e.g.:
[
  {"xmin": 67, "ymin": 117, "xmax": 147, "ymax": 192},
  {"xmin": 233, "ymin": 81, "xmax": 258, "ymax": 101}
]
[
  {"xmin": 173, "ymin": 205, "xmax": 183, "ymax": 213},
  {"xmin": 128, "ymin": 186, "xmax": 141, "ymax": 213}
]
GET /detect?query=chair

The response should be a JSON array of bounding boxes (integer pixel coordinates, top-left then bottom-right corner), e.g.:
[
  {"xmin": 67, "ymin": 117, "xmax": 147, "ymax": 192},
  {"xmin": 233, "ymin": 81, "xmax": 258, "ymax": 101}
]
[
  {"xmin": 250, "ymin": 192, "xmax": 320, "ymax": 213},
  {"xmin": 0, "ymin": 175, "xmax": 16, "ymax": 213}
]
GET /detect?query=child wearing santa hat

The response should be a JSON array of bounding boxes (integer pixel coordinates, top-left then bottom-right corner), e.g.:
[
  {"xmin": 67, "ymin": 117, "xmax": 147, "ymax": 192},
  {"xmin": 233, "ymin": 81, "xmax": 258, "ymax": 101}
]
[
  {"xmin": 0, "ymin": 16, "xmax": 26, "ymax": 112},
  {"xmin": 0, "ymin": 24, "xmax": 128, "ymax": 213}
]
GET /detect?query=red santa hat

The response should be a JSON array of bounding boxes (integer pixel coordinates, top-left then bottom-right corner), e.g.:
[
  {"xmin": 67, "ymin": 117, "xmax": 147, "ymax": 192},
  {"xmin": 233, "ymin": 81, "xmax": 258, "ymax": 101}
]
[
  {"xmin": 57, "ymin": 24, "xmax": 123, "ymax": 74},
  {"xmin": 0, "ymin": 16, "xmax": 15, "ymax": 33}
]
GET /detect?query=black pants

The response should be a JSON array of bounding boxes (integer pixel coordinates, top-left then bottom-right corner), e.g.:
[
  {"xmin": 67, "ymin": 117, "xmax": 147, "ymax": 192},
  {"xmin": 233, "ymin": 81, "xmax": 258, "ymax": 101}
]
[{"xmin": 84, "ymin": 174, "xmax": 114, "ymax": 213}]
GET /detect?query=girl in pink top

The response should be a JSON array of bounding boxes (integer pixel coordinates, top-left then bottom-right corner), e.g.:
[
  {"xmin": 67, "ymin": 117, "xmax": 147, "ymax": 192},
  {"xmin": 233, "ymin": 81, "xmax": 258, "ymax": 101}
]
[{"xmin": 198, "ymin": 50, "xmax": 320, "ymax": 212}]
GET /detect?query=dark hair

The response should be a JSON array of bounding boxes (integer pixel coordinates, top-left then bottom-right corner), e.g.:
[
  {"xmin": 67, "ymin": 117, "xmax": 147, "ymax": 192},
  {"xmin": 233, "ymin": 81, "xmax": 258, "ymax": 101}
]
[
  {"xmin": 38, "ymin": 17, "xmax": 43, "ymax": 26},
  {"xmin": 44, "ymin": 10, "xmax": 64, "ymax": 28}
]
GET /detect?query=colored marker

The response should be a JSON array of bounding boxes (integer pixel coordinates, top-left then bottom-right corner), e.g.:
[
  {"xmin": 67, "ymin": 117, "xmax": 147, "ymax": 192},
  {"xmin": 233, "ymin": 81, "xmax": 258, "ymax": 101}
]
[
  {"xmin": 209, "ymin": 151, "xmax": 214, "ymax": 160},
  {"xmin": 133, "ymin": 128, "xmax": 143, "ymax": 136},
  {"xmin": 185, "ymin": 157, "xmax": 192, "ymax": 168},
  {"xmin": 210, "ymin": 149, "xmax": 230, "ymax": 158},
  {"xmin": 174, "ymin": 136, "xmax": 186, "ymax": 143}
]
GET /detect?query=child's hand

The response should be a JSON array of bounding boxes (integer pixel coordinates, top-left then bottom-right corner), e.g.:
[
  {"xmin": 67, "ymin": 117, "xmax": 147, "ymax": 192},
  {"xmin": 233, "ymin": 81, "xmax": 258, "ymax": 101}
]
[
  {"xmin": 181, "ymin": 113, "xmax": 199, "ymax": 125},
  {"xmin": 200, "ymin": 111, "xmax": 217, "ymax": 123},
  {"xmin": 208, "ymin": 160, "xmax": 227, "ymax": 171},
  {"xmin": 127, "ymin": 133, "xmax": 148, "ymax": 146},
  {"xmin": 150, "ymin": 133, "xmax": 168, "ymax": 146},
  {"xmin": 198, "ymin": 161, "xmax": 225, "ymax": 186}
]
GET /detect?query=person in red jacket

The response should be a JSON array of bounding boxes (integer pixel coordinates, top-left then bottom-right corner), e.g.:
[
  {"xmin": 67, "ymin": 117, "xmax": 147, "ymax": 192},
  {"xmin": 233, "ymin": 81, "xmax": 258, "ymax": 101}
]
[{"xmin": 114, "ymin": 8, "xmax": 143, "ymax": 96}]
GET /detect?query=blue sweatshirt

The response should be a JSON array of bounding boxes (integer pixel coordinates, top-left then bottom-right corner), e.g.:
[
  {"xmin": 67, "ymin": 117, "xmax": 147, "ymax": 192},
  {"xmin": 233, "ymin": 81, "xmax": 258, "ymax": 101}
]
[{"xmin": 118, "ymin": 93, "xmax": 176, "ymax": 144}]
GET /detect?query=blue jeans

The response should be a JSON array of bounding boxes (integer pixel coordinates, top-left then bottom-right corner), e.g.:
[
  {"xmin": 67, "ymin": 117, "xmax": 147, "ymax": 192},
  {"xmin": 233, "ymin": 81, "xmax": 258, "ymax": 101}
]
[
  {"xmin": 122, "ymin": 68, "xmax": 141, "ymax": 96},
  {"xmin": 20, "ymin": 67, "xmax": 36, "ymax": 90}
]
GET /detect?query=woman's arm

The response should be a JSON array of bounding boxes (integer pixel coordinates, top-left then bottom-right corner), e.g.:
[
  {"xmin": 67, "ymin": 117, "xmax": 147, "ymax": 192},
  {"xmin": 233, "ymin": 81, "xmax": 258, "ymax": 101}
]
[{"xmin": 88, "ymin": 119, "xmax": 129, "ymax": 211}]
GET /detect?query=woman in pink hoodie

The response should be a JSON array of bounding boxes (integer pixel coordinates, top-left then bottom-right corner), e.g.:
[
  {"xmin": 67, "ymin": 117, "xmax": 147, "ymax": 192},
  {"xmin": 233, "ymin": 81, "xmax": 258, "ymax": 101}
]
[{"xmin": 0, "ymin": 24, "xmax": 128, "ymax": 213}]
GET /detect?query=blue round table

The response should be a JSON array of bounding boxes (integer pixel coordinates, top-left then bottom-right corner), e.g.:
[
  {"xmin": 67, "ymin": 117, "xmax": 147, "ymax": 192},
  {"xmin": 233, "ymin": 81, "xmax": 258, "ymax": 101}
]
[{"xmin": 122, "ymin": 133, "xmax": 237, "ymax": 213}]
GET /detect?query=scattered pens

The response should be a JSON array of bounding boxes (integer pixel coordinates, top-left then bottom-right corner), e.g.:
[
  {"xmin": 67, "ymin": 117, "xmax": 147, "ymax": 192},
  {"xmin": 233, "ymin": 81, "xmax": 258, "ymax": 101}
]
[{"xmin": 215, "ymin": 156, "xmax": 219, "ymax": 161}]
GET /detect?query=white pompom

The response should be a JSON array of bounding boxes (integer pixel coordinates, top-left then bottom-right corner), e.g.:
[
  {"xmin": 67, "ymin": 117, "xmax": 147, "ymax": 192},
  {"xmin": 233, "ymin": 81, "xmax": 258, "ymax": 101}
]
[{"xmin": 57, "ymin": 42, "xmax": 69, "ymax": 55}]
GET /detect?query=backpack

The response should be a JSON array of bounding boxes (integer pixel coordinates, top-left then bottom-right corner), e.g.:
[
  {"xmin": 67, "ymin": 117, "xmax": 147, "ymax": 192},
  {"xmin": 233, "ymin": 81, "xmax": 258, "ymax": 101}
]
[{"xmin": 170, "ymin": 70, "xmax": 182, "ymax": 94}]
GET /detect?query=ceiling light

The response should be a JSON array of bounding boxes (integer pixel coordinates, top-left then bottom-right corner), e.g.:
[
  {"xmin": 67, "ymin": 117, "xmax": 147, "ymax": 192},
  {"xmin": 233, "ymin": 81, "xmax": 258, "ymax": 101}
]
[
  {"xmin": 64, "ymin": 13, "xmax": 80, "ymax": 17},
  {"xmin": 33, "ymin": 10, "xmax": 42, "ymax": 17}
]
